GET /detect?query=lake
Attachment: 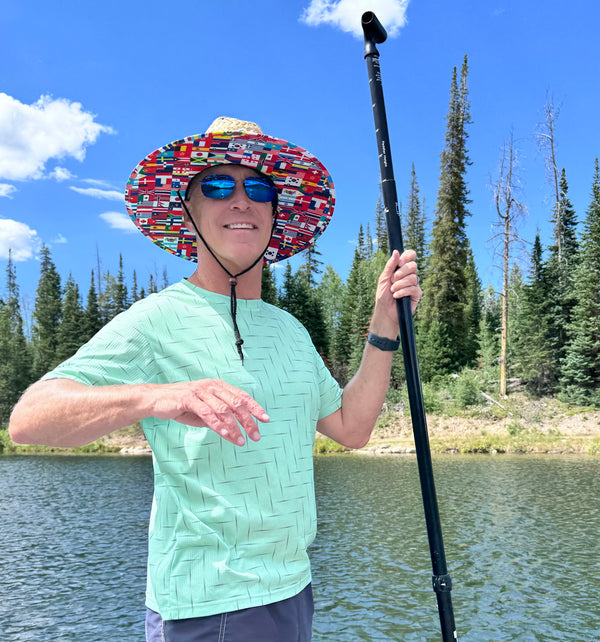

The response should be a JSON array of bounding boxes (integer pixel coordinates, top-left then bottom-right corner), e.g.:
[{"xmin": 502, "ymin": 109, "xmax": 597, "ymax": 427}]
[{"xmin": 1, "ymin": 454, "xmax": 598, "ymax": 641}]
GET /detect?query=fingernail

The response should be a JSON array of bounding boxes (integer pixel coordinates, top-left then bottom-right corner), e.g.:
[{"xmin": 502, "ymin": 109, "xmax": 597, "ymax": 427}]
[{"xmin": 237, "ymin": 436, "xmax": 246, "ymax": 446}]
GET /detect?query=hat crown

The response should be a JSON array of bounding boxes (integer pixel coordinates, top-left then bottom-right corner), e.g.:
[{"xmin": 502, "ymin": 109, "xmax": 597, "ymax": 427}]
[{"xmin": 205, "ymin": 117, "xmax": 263, "ymax": 136}]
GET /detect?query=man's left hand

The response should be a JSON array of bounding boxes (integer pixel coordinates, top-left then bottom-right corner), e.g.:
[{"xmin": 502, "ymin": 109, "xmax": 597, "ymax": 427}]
[{"xmin": 371, "ymin": 249, "xmax": 422, "ymax": 337}]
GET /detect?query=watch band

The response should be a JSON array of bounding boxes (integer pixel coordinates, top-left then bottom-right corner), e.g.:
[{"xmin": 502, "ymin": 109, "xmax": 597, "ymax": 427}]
[{"xmin": 367, "ymin": 332, "xmax": 400, "ymax": 351}]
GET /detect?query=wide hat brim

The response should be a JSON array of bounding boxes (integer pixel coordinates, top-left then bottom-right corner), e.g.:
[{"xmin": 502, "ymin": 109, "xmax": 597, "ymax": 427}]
[{"xmin": 124, "ymin": 129, "xmax": 335, "ymax": 264}]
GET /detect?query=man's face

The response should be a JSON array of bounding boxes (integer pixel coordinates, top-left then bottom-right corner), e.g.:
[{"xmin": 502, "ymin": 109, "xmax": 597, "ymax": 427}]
[{"xmin": 185, "ymin": 165, "xmax": 275, "ymax": 273}]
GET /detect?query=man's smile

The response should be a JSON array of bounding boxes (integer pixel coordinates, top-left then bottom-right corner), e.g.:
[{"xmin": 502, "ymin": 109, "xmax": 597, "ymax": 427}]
[{"xmin": 224, "ymin": 223, "xmax": 258, "ymax": 230}]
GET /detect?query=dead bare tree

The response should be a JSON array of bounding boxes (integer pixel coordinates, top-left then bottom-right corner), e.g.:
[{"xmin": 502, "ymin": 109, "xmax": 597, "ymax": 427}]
[
  {"xmin": 490, "ymin": 130, "xmax": 526, "ymax": 397},
  {"xmin": 536, "ymin": 96, "xmax": 562, "ymax": 261}
]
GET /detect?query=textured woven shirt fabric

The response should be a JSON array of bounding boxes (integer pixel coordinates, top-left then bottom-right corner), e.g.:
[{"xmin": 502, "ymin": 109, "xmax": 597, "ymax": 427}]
[{"xmin": 42, "ymin": 279, "xmax": 343, "ymax": 620}]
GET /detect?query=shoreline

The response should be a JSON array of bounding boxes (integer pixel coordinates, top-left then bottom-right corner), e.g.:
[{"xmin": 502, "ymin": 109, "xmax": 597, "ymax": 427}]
[{"xmin": 2, "ymin": 395, "xmax": 599, "ymax": 457}]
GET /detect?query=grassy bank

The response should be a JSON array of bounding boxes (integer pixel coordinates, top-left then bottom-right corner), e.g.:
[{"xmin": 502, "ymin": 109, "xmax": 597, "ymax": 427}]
[
  {"xmin": 356, "ymin": 393, "xmax": 600, "ymax": 456},
  {"xmin": 2, "ymin": 394, "xmax": 599, "ymax": 456},
  {"xmin": 0, "ymin": 423, "xmax": 145, "ymax": 456}
]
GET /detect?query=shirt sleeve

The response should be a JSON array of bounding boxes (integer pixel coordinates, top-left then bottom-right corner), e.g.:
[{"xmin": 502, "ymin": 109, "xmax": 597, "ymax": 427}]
[{"xmin": 41, "ymin": 309, "xmax": 156, "ymax": 387}]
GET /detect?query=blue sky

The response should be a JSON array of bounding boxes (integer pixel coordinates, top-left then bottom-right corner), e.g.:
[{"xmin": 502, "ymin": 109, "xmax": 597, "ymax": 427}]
[{"xmin": 1, "ymin": 0, "xmax": 599, "ymax": 312}]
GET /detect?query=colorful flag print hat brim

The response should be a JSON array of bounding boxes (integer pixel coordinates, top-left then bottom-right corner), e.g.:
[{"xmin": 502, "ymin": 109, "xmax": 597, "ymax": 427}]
[{"xmin": 124, "ymin": 117, "xmax": 335, "ymax": 264}]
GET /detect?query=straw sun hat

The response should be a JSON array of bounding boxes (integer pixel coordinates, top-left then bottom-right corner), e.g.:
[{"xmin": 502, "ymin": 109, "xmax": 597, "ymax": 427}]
[{"xmin": 124, "ymin": 117, "xmax": 336, "ymax": 264}]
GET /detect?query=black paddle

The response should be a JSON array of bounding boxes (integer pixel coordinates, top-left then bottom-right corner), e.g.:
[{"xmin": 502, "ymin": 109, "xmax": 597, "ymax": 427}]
[{"xmin": 361, "ymin": 11, "xmax": 458, "ymax": 641}]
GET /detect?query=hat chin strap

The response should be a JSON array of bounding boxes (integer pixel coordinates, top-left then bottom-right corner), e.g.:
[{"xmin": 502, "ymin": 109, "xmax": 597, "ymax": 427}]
[{"xmin": 177, "ymin": 191, "xmax": 277, "ymax": 364}]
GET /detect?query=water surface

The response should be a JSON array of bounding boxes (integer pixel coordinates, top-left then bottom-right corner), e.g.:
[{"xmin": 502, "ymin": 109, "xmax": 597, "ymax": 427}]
[{"xmin": 1, "ymin": 454, "xmax": 598, "ymax": 640}]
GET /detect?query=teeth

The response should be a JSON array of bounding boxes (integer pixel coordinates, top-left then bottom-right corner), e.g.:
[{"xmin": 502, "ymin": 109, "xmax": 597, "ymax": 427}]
[{"xmin": 226, "ymin": 224, "xmax": 254, "ymax": 229}]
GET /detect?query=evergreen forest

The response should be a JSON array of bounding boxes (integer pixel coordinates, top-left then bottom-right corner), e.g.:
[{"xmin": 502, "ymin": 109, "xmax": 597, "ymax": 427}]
[{"xmin": 2, "ymin": 56, "xmax": 600, "ymax": 429}]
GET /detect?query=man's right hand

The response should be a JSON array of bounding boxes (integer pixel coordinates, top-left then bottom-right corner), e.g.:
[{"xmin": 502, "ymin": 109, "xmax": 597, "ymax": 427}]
[{"xmin": 150, "ymin": 379, "xmax": 268, "ymax": 446}]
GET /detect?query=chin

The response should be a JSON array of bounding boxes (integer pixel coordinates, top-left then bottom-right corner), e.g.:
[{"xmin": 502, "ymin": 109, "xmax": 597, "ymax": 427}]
[{"xmin": 221, "ymin": 250, "xmax": 264, "ymax": 273}]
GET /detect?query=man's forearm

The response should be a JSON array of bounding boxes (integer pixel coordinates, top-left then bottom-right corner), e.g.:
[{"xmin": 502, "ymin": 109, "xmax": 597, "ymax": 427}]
[
  {"xmin": 8, "ymin": 379, "xmax": 154, "ymax": 447},
  {"xmin": 9, "ymin": 376, "xmax": 269, "ymax": 449},
  {"xmin": 338, "ymin": 339, "xmax": 395, "ymax": 448}
]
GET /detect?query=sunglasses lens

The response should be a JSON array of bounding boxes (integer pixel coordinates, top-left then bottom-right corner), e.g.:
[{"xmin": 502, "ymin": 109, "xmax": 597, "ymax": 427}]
[
  {"xmin": 199, "ymin": 174, "xmax": 276, "ymax": 202},
  {"xmin": 244, "ymin": 177, "xmax": 276, "ymax": 202},
  {"xmin": 200, "ymin": 176, "xmax": 235, "ymax": 199}
]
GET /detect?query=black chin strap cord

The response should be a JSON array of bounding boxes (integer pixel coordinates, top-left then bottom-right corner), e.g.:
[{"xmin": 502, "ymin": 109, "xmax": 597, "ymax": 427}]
[{"xmin": 177, "ymin": 192, "xmax": 277, "ymax": 364}]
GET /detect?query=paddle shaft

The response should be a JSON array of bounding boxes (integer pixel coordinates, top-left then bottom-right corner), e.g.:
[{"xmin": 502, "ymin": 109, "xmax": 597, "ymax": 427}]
[{"xmin": 361, "ymin": 11, "xmax": 457, "ymax": 641}]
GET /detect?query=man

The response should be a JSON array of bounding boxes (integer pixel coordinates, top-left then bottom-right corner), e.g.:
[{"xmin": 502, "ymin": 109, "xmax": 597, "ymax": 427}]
[{"xmin": 9, "ymin": 117, "xmax": 421, "ymax": 641}]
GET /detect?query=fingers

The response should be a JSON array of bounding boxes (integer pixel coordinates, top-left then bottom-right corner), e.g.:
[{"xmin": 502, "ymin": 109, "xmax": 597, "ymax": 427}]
[
  {"xmin": 196, "ymin": 381, "xmax": 269, "ymax": 446},
  {"xmin": 383, "ymin": 249, "xmax": 422, "ymax": 313},
  {"xmin": 383, "ymin": 250, "xmax": 418, "ymax": 291},
  {"xmin": 381, "ymin": 249, "xmax": 402, "ymax": 279},
  {"xmin": 156, "ymin": 379, "xmax": 269, "ymax": 447}
]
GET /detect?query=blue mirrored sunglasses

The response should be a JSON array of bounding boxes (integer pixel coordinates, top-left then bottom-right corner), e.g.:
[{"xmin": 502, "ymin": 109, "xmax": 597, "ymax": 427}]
[{"xmin": 199, "ymin": 174, "xmax": 276, "ymax": 203}]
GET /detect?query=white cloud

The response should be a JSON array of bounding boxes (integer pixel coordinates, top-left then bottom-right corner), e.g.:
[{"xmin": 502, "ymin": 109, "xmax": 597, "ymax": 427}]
[
  {"xmin": 99, "ymin": 211, "xmax": 138, "ymax": 233},
  {"xmin": 70, "ymin": 186, "xmax": 123, "ymax": 200},
  {"xmin": 301, "ymin": 0, "xmax": 409, "ymax": 38},
  {"xmin": 81, "ymin": 178, "xmax": 118, "ymax": 189},
  {"xmin": 0, "ymin": 183, "xmax": 17, "ymax": 198},
  {"xmin": 0, "ymin": 93, "xmax": 114, "ymax": 181},
  {"xmin": 52, "ymin": 234, "xmax": 68, "ymax": 244},
  {"xmin": 49, "ymin": 166, "xmax": 74, "ymax": 181},
  {"xmin": 0, "ymin": 218, "xmax": 41, "ymax": 261}
]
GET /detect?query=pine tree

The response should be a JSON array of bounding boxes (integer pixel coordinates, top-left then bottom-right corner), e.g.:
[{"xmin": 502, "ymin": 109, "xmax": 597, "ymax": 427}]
[
  {"xmin": 56, "ymin": 275, "xmax": 85, "ymax": 362},
  {"xmin": 348, "ymin": 253, "xmax": 385, "ymax": 377},
  {"xmin": 513, "ymin": 234, "xmax": 553, "ymax": 395},
  {"xmin": 404, "ymin": 164, "xmax": 428, "ymax": 272},
  {"xmin": 333, "ymin": 246, "xmax": 363, "ymax": 382},
  {"xmin": 299, "ymin": 241, "xmax": 324, "ymax": 288},
  {"xmin": 261, "ymin": 265, "xmax": 278, "ymax": 305},
  {"xmin": 364, "ymin": 224, "xmax": 375, "ymax": 259},
  {"xmin": 100, "ymin": 258, "xmax": 129, "ymax": 324},
  {"xmin": 417, "ymin": 317, "xmax": 452, "ymax": 383},
  {"xmin": 478, "ymin": 286, "xmax": 501, "ymax": 385},
  {"xmin": 0, "ymin": 301, "xmax": 11, "ymax": 422},
  {"xmin": 506, "ymin": 263, "xmax": 524, "ymax": 383},
  {"xmin": 316, "ymin": 265, "xmax": 346, "ymax": 370},
  {"xmin": 278, "ymin": 263, "xmax": 295, "ymax": 312},
  {"xmin": 356, "ymin": 225, "xmax": 366, "ymax": 261},
  {"xmin": 544, "ymin": 168, "xmax": 579, "ymax": 389},
  {"xmin": 84, "ymin": 270, "xmax": 102, "ymax": 341},
  {"xmin": 464, "ymin": 248, "xmax": 482, "ymax": 367},
  {"xmin": 419, "ymin": 56, "xmax": 473, "ymax": 377},
  {"xmin": 114, "ymin": 254, "xmax": 129, "ymax": 314},
  {"xmin": 0, "ymin": 253, "xmax": 32, "ymax": 422},
  {"xmin": 31, "ymin": 245, "xmax": 62, "ymax": 378},
  {"xmin": 278, "ymin": 264, "xmax": 328, "ymax": 355},
  {"xmin": 560, "ymin": 159, "xmax": 600, "ymax": 405},
  {"xmin": 131, "ymin": 270, "xmax": 140, "ymax": 302},
  {"xmin": 148, "ymin": 274, "xmax": 158, "ymax": 295},
  {"xmin": 98, "ymin": 271, "xmax": 115, "ymax": 324},
  {"xmin": 374, "ymin": 191, "xmax": 389, "ymax": 255}
]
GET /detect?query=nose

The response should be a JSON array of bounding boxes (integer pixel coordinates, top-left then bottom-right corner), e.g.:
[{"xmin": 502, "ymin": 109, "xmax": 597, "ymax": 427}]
[{"xmin": 229, "ymin": 181, "xmax": 252, "ymax": 208}]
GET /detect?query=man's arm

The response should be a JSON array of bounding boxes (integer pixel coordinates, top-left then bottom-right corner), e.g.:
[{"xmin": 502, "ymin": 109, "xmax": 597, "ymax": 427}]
[
  {"xmin": 317, "ymin": 249, "xmax": 421, "ymax": 449},
  {"xmin": 9, "ymin": 377, "xmax": 269, "ymax": 448}
]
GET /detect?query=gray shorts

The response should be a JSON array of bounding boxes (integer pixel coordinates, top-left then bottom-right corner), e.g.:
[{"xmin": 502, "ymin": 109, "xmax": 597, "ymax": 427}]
[{"xmin": 145, "ymin": 583, "xmax": 314, "ymax": 642}]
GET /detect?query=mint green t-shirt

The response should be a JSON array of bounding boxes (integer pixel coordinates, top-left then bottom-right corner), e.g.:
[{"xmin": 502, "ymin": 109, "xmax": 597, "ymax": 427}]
[{"xmin": 43, "ymin": 280, "xmax": 343, "ymax": 619}]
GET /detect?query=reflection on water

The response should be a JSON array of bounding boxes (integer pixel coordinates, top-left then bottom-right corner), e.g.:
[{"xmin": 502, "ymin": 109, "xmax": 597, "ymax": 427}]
[{"xmin": 1, "ymin": 455, "xmax": 598, "ymax": 641}]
